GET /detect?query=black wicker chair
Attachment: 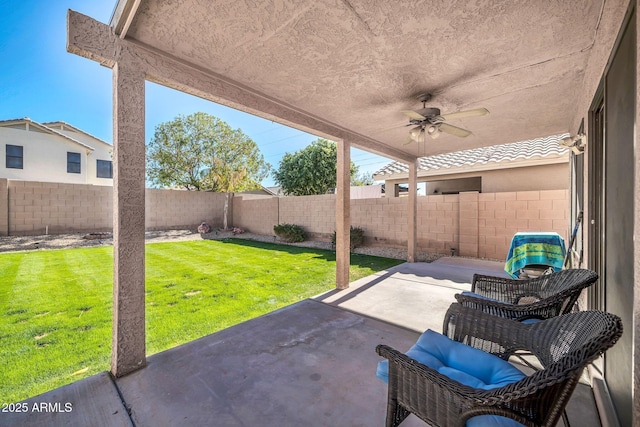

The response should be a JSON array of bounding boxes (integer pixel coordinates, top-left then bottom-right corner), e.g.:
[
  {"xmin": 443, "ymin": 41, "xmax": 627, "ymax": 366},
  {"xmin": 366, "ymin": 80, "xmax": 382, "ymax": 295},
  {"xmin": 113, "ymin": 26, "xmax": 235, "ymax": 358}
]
[
  {"xmin": 376, "ymin": 304, "xmax": 622, "ymax": 427},
  {"xmin": 454, "ymin": 269, "xmax": 598, "ymax": 322}
]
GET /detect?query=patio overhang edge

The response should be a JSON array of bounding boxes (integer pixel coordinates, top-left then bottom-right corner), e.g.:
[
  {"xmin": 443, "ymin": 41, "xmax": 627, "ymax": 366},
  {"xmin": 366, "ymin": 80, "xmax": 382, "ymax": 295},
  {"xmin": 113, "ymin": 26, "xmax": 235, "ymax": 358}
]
[{"xmin": 66, "ymin": 10, "xmax": 416, "ymax": 164}]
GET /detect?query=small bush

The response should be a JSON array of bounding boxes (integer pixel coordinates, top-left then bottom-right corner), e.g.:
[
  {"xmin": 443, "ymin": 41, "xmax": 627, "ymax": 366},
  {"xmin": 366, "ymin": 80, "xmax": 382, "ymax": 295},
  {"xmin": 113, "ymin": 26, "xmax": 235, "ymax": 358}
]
[
  {"xmin": 273, "ymin": 224, "xmax": 306, "ymax": 243},
  {"xmin": 331, "ymin": 226, "xmax": 366, "ymax": 250}
]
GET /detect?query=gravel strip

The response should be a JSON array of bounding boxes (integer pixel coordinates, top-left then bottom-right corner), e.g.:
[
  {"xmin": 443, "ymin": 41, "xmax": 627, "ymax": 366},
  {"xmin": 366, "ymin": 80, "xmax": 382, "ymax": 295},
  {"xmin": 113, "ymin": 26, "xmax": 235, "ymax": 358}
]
[{"xmin": 0, "ymin": 229, "xmax": 441, "ymax": 262}]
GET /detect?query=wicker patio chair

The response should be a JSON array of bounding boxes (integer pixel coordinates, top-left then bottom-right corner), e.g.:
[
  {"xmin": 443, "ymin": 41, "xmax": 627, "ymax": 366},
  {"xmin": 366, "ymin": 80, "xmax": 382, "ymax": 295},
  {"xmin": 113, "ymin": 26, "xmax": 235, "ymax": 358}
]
[
  {"xmin": 376, "ymin": 304, "xmax": 622, "ymax": 427},
  {"xmin": 454, "ymin": 269, "xmax": 598, "ymax": 322}
]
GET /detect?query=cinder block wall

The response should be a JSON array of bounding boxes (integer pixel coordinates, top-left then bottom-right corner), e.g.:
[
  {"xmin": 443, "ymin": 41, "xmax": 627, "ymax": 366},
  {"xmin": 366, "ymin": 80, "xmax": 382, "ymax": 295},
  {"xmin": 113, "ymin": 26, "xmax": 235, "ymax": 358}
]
[
  {"xmin": 3, "ymin": 180, "xmax": 568, "ymax": 260},
  {"xmin": 5, "ymin": 180, "xmax": 229, "ymax": 236},
  {"xmin": 416, "ymin": 195, "xmax": 460, "ymax": 254},
  {"xmin": 280, "ymin": 195, "xmax": 335, "ymax": 240},
  {"xmin": 478, "ymin": 190, "xmax": 569, "ymax": 260},
  {"xmin": 232, "ymin": 190, "xmax": 568, "ymax": 260},
  {"xmin": 146, "ymin": 189, "xmax": 227, "ymax": 231},
  {"xmin": 8, "ymin": 181, "xmax": 113, "ymax": 235},
  {"xmin": 0, "ymin": 178, "xmax": 8, "ymax": 236},
  {"xmin": 458, "ymin": 192, "xmax": 478, "ymax": 257},
  {"xmin": 232, "ymin": 195, "xmax": 279, "ymax": 235}
]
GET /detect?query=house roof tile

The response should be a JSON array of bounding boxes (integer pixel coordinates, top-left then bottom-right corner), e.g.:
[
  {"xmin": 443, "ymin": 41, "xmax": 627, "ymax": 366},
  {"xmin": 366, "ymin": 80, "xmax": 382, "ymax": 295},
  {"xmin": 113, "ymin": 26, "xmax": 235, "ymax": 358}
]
[{"xmin": 373, "ymin": 134, "xmax": 570, "ymax": 178}]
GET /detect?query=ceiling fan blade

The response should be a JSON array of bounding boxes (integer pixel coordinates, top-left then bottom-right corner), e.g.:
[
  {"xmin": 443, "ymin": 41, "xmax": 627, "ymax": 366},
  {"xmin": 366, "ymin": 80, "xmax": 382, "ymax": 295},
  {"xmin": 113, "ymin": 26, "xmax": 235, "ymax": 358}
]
[
  {"xmin": 440, "ymin": 108, "xmax": 489, "ymax": 121},
  {"xmin": 439, "ymin": 123, "xmax": 472, "ymax": 137},
  {"xmin": 400, "ymin": 110, "xmax": 427, "ymax": 120},
  {"xmin": 370, "ymin": 121, "xmax": 411, "ymax": 135}
]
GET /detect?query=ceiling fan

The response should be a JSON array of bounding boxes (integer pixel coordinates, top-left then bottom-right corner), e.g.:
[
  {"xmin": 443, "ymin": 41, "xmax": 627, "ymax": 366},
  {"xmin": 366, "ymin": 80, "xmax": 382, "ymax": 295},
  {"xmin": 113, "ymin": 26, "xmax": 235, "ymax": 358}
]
[{"xmin": 401, "ymin": 94, "xmax": 489, "ymax": 143}]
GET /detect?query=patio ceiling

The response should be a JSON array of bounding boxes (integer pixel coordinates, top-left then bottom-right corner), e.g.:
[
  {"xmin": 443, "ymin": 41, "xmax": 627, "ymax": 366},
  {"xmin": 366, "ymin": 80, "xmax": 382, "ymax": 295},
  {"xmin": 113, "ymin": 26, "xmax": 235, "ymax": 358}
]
[{"xmin": 109, "ymin": 0, "xmax": 619, "ymax": 159}]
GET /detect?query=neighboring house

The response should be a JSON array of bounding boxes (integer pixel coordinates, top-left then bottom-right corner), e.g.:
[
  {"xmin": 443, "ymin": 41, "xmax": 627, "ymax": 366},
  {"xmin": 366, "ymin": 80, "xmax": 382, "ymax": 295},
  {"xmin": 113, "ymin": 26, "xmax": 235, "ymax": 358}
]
[
  {"xmin": 239, "ymin": 186, "xmax": 279, "ymax": 196},
  {"xmin": 373, "ymin": 134, "xmax": 570, "ymax": 196},
  {"xmin": 266, "ymin": 185, "xmax": 383, "ymax": 198},
  {"xmin": 327, "ymin": 184, "xmax": 383, "ymax": 199},
  {"xmin": 0, "ymin": 118, "xmax": 113, "ymax": 185},
  {"xmin": 265, "ymin": 186, "xmax": 285, "ymax": 196}
]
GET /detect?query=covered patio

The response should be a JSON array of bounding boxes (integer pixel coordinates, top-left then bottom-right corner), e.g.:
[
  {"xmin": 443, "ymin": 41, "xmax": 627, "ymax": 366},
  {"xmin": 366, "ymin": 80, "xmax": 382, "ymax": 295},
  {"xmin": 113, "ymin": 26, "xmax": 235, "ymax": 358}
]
[
  {"xmin": 61, "ymin": 0, "xmax": 640, "ymax": 425},
  {"xmin": 3, "ymin": 258, "xmax": 601, "ymax": 426}
]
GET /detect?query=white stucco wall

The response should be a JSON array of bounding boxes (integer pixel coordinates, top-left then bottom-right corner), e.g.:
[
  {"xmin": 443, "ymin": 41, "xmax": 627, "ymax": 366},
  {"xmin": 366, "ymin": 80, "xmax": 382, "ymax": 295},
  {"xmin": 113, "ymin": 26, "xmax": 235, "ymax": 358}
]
[
  {"xmin": 382, "ymin": 162, "xmax": 569, "ymax": 196},
  {"xmin": 61, "ymin": 129, "xmax": 113, "ymax": 185},
  {"xmin": 0, "ymin": 125, "xmax": 113, "ymax": 186}
]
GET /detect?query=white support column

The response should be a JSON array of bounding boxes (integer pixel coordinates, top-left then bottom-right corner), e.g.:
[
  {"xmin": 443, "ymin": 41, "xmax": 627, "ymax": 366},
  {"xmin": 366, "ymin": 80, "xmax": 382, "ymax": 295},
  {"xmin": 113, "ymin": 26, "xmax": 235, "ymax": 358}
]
[
  {"xmin": 111, "ymin": 62, "xmax": 147, "ymax": 377},
  {"xmin": 336, "ymin": 139, "xmax": 351, "ymax": 289},
  {"xmin": 408, "ymin": 160, "xmax": 418, "ymax": 262}
]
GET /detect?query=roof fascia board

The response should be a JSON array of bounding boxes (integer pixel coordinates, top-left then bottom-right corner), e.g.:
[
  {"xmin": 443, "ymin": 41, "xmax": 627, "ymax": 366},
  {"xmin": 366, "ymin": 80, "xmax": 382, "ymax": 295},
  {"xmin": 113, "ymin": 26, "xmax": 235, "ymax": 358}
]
[
  {"xmin": 0, "ymin": 118, "xmax": 30, "ymax": 127},
  {"xmin": 67, "ymin": 10, "xmax": 415, "ymax": 164},
  {"xmin": 0, "ymin": 118, "xmax": 96, "ymax": 151},
  {"xmin": 43, "ymin": 121, "xmax": 112, "ymax": 147},
  {"xmin": 373, "ymin": 155, "xmax": 569, "ymax": 181},
  {"xmin": 37, "ymin": 122, "xmax": 96, "ymax": 151}
]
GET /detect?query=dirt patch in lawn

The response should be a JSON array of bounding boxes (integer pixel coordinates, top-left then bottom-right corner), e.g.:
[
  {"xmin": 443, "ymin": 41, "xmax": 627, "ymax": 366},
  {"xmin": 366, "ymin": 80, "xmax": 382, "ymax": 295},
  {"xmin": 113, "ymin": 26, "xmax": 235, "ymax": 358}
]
[{"xmin": 0, "ymin": 229, "xmax": 203, "ymax": 253}]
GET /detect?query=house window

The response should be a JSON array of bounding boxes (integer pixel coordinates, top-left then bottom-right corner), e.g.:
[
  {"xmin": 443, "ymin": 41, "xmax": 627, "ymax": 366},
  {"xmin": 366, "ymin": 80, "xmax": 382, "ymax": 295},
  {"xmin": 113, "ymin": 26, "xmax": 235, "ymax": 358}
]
[
  {"xmin": 6, "ymin": 144, "xmax": 23, "ymax": 169},
  {"xmin": 67, "ymin": 152, "xmax": 81, "ymax": 174},
  {"xmin": 97, "ymin": 160, "xmax": 113, "ymax": 178}
]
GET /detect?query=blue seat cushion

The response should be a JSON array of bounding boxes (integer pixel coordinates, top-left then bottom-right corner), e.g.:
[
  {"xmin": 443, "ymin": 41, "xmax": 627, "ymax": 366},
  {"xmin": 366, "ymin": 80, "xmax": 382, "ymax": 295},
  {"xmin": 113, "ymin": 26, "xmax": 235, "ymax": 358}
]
[
  {"xmin": 466, "ymin": 415, "xmax": 525, "ymax": 427},
  {"xmin": 376, "ymin": 330, "xmax": 525, "ymax": 391}
]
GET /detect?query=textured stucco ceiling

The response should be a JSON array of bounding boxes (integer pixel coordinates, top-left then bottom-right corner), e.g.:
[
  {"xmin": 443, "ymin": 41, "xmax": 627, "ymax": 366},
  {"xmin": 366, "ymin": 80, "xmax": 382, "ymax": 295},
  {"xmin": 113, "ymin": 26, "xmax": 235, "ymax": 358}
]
[{"xmin": 116, "ymin": 0, "xmax": 614, "ymax": 158}]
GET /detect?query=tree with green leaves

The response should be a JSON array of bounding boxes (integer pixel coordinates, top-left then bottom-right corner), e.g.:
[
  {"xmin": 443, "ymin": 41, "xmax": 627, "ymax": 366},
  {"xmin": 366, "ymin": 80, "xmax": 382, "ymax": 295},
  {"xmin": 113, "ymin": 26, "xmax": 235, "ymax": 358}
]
[
  {"xmin": 351, "ymin": 171, "xmax": 375, "ymax": 186},
  {"xmin": 146, "ymin": 112, "xmax": 271, "ymax": 192},
  {"xmin": 273, "ymin": 138, "xmax": 358, "ymax": 196}
]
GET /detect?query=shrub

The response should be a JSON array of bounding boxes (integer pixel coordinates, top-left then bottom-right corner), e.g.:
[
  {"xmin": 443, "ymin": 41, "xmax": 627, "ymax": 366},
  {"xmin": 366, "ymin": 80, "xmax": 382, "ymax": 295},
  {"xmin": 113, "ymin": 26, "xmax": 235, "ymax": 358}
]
[
  {"xmin": 331, "ymin": 226, "xmax": 366, "ymax": 250},
  {"xmin": 273, "ymin": 224, "xmax": 306, "ymax": 243}
]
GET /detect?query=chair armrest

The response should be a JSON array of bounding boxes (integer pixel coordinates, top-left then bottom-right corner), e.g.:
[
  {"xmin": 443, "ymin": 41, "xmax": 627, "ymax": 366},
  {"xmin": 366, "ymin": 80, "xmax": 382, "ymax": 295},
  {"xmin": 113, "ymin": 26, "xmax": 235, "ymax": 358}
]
[
  {"xmin": 471, "ymin": 274, "xmax": 530, "ymax": 303},
  {"xmin": 443, "ymin": 303, "xmax": 530, "ymax": 358},
  {"xmin": 454, "ymin": 292, "xmax": 567, "ymax": 322}
]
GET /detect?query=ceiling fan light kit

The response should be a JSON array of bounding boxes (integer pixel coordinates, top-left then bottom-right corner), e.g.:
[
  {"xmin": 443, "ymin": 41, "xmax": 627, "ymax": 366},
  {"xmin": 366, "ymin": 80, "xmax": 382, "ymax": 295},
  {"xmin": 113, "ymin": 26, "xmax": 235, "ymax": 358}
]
[
  {"xmin": 409, "ymin": 126, "xmax": 426, "ymax": 143},
  {"xmin": 427, "ymin": 125, "xmax": 440, "ymax": 139},
  {"xmin": 400, "ymin": 93, "xmax": 489, "ymax": 143}
]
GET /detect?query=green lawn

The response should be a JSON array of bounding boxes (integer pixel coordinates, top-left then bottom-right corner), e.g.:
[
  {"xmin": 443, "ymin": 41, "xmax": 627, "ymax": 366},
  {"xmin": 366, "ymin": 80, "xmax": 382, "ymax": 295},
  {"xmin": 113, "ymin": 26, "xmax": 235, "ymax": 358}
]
[{"xmin": 0, "ymin": 239, "xmax": 402, "ymax": 403}]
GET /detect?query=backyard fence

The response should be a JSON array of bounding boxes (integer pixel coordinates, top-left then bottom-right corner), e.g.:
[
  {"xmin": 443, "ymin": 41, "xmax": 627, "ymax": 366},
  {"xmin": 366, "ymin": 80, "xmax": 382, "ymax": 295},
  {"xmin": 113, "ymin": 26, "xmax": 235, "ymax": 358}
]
[
  {"xmin": 0, "ymin": 178, "xmax": 568, "ymax": 260},
  {"xmin": 232, "ymin": 190, "xmax": 569, "ymax": 260},
  {"xmin": 0, "ymin": 179, "xmax": 227, "ymax": 236}
]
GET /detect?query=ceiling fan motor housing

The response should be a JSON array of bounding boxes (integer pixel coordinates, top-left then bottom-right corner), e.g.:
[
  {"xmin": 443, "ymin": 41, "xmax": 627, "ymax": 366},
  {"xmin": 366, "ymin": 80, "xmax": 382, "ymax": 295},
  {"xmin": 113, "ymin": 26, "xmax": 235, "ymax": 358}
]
[{"xmin": 417, "ymin": 107, "xmax": 441, "ymax": 118}]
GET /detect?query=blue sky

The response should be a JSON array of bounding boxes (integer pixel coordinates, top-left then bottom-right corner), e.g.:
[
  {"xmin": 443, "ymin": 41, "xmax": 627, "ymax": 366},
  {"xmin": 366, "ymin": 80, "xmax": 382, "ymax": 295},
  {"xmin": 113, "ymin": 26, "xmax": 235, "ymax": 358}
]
[{"xmin": 0, "ymin": 1, "xmax": 392, "ymax": 187}]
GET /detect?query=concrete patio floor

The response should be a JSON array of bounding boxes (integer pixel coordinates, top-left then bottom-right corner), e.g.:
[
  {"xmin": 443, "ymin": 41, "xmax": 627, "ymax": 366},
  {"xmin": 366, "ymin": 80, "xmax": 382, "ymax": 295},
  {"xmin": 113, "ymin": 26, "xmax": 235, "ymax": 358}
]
[{"xmin": 1, "ymin": 258, "xmax": 600, "ymax": 427}]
